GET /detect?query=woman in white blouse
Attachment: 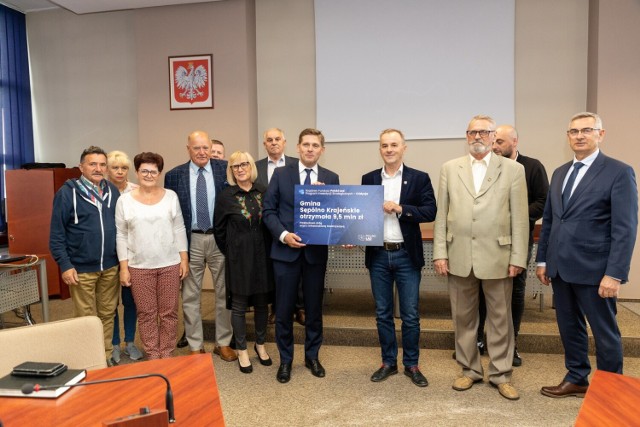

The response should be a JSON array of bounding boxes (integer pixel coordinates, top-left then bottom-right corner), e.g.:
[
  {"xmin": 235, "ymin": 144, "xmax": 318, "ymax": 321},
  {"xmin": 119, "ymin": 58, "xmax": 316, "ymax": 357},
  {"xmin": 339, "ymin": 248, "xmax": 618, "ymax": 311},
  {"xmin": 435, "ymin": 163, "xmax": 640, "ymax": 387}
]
[{"xmin": 115, "ymin": 152, "xmax": 189, "ymax": 359}]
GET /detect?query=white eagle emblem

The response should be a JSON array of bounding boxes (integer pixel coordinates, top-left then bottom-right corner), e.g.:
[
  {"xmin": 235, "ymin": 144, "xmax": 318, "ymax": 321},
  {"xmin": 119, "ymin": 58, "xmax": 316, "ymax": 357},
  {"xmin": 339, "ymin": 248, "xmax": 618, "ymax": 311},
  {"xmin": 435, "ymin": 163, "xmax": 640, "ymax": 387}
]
[{"xmin": 174, "ymin": 62, "xmax": 208, "ymax": 102}]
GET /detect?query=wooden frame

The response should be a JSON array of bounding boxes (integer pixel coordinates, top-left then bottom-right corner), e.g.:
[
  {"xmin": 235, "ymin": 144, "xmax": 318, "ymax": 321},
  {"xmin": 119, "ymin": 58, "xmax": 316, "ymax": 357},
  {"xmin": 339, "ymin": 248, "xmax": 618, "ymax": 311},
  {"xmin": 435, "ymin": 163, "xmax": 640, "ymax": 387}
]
[{"xmin": 169, "ymin": 54, "xmax": 214, "ymax": 110}]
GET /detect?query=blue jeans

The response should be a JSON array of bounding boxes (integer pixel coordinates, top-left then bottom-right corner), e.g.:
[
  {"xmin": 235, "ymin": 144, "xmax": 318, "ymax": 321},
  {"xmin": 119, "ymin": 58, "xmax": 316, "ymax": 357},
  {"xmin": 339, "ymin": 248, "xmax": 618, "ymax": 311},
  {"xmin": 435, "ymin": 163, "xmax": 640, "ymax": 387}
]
[
  {"xmin": 369, "ymin": 247, "xmax": 421, "ymax": 367},
  {"xmin": 113, "ymin": 285, "xmax": 137, "ymax": 345}
]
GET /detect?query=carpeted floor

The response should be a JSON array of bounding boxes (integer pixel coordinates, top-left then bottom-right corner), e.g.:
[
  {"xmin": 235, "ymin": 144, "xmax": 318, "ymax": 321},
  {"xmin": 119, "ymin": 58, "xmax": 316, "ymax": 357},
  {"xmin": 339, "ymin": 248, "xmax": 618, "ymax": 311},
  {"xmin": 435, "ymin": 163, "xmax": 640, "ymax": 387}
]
[{"xmin": 2, "ymin": 289, "xmax": 640, "ymax": 426}]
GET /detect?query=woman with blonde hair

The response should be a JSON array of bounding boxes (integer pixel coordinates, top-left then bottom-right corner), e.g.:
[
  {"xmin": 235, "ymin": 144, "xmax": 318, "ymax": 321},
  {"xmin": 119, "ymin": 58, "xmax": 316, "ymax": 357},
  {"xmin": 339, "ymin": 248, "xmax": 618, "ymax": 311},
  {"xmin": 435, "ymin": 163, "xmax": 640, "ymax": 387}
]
[
  {"xmin": 214, "ymin": 151, "xmax": 274, "ymax": 373},
  {"xmin": 107, "ymin": 150, "xmax": 142, "ymax": 362}
]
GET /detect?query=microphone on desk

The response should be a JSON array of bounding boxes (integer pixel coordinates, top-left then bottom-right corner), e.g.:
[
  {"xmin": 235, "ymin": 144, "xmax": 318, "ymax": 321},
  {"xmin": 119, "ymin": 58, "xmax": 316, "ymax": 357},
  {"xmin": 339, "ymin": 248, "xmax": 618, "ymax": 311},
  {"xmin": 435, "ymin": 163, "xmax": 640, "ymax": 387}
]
[{"xmin": 21, "ymin": 373, "xmax": 176, "ymax": 423}]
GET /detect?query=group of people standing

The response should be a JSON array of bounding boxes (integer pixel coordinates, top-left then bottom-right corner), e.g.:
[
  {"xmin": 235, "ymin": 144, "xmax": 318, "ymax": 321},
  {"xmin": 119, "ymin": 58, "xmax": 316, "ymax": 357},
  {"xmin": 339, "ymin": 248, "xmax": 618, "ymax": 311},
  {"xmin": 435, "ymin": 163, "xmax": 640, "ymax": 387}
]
[{"xmin": 49, "ymin": 111, "xmax": 637, "ymax": 403}]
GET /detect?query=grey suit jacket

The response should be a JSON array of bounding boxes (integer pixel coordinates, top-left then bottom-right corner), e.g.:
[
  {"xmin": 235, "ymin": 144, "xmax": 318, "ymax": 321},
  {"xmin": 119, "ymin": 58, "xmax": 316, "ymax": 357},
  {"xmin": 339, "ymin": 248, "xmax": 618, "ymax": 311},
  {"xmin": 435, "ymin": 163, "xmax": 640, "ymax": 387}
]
[
  {"xmin": 255, "ymin": 155, "xmax": 298, "ymax": 188},
  {"xmin": 433, "ymin": 154, "xmax": 529, "ymax": 279}
]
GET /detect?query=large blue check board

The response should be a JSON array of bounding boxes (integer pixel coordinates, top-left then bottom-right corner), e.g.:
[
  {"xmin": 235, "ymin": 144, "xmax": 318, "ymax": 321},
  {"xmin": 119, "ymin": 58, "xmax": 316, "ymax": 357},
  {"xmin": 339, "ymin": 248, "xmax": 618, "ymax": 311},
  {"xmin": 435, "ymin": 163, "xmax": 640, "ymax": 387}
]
[{"xmin": 294, "ymin": 185, "xmax": 383, "ymax": 246}]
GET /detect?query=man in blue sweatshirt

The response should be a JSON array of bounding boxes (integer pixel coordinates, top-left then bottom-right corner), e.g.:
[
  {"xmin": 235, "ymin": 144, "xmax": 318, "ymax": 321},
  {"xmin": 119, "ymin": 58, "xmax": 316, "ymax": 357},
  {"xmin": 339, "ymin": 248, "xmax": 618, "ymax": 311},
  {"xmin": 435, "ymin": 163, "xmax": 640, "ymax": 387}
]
[{"xmin": 50, "ymin": 146, "xmax": 121, "ymax": 365}]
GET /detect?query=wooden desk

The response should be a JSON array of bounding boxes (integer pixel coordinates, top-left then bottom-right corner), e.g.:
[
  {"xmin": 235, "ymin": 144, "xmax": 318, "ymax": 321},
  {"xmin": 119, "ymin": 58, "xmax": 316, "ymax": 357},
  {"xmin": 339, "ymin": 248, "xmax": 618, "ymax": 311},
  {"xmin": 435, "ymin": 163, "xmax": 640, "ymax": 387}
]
[
  {"xmin": 0, "ymin": 354, "xmax": 224, "ymax": 427},
  {"xmin": 575, "ymin": 370, "xmax": 640, "ymax": 427}
]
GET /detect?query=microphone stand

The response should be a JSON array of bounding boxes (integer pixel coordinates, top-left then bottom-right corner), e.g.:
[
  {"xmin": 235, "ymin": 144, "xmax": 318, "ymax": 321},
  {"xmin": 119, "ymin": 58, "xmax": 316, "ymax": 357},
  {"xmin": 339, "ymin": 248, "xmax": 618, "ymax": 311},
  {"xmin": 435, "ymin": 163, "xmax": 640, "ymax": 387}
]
[{"xmin": 22, "ymin": 373, "xmax": 175, "ymax": 423}]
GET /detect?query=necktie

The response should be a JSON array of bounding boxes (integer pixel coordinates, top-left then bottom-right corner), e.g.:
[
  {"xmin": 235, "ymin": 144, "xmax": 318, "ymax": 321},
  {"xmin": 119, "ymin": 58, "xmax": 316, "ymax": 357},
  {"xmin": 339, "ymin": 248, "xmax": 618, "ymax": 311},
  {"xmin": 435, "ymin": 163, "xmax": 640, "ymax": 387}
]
[
  {"xmin": 196, "ymin": 167, "xmax": 211, "ymax": 230},
  {"xmin": 562, "ymin": 162, "xmax": 584, "ymax": 208},
  {"xmin": 304, "ymin": 168, "xmax": 313, "ymax": 185}
]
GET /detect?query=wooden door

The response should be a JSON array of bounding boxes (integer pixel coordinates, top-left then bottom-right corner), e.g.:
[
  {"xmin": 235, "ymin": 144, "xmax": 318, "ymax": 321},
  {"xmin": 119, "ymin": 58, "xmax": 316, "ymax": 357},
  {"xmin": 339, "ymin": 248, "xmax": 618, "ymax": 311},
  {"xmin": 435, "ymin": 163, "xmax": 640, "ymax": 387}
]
[{"xmin": 6, "ymin": 168, "xmax": 80, "ymax": 298}]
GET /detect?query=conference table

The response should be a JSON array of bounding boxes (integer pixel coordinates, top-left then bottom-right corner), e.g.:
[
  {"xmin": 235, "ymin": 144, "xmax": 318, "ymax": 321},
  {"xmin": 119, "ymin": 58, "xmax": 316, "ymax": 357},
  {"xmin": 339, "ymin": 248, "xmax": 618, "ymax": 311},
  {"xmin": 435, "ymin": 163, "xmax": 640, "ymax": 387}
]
[
  {"xmin": 0, "ymin": 354, "xmax": 224, "ymax": 427},
  {"xmin": 574, "ymin": 370, "xmax": 640, "ymax": 426}
]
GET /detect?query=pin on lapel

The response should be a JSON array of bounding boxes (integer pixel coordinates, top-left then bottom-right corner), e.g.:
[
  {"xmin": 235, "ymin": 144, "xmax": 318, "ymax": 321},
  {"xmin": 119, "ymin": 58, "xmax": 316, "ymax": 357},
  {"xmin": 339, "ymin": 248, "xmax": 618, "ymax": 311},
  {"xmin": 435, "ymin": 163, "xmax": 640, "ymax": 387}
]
[{"xmin": 404, "ymin": 181, "xmax": 407, "ymax": 184}]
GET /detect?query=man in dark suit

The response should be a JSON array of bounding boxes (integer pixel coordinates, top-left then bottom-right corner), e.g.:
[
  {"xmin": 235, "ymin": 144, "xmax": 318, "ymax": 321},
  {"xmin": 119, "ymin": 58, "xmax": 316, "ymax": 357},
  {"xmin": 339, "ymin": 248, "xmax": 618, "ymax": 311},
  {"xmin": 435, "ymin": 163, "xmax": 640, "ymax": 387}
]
[
  {"xmin": 536, "ymin": 112, "xmax": 638, "ymax": 398},
  {"xmin": 362, "ymin": 129, "xmax": 436, "ymax": 387},
  {"xmin": 164, "ymin": 131, "xmax": 236, "ymax": 361},
  {"xmin": 471, "ymin": 125, "xmax": 549, "ymax": 366},
  {"xmin": 255, "ymin": 128, "xmax": 303, "ymax": 325},
  {"xmin": 263, "ymin": 128, "xmax": 339, "ymax": 383}
]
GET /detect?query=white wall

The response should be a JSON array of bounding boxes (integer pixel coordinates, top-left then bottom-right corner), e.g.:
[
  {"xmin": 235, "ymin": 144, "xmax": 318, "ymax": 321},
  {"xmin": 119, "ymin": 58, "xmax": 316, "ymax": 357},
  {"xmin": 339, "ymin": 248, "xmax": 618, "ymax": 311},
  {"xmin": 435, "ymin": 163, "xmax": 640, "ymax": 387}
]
[
  {"xmin": 255, "ymin": 0, "xmax": 589, "ymax": 190},
  {"xmin": 28, "ymin": 9, "xmax": 138, "ymax": 168}
]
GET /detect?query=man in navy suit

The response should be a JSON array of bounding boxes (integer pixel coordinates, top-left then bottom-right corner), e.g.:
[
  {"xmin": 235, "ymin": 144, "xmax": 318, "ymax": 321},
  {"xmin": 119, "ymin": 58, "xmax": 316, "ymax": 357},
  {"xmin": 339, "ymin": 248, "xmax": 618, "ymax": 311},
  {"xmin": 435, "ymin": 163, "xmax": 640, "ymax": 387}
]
[
  {"xmin": 164, "ymin": 131, "xmax": 236, "ymax": 361},
  {"xmin": 536, "ymin": 112, "xmax": 638, "ymax": 398},
  {"xmin": 362, "ymin": 129, "xmax": 437, "ymax": 387},
  {"xmin": 263, "ymin": 128, "xmax": 339, "ymax": 383}
]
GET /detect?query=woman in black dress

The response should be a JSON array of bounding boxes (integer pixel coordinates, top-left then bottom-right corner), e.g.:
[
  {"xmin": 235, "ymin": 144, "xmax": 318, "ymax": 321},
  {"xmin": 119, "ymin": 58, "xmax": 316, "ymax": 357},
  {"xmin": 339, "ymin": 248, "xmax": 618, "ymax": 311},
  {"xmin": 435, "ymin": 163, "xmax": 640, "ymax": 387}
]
[{"xmin": 214, "ymin": 151, "xmax": 274, "ymax": 373}]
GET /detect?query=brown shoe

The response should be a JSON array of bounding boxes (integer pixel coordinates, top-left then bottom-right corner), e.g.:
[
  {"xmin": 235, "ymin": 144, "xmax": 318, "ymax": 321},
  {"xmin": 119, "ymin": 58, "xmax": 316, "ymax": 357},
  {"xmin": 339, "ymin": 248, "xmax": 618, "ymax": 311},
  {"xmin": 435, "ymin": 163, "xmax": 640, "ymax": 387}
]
[
  {"xmin": 214, "ymin": 345, "xmax": 238, "ymax": 362},
  {"xmin": 541, "ymin": 381, "xmax": 588, "ymax": 398},
  {"xmin": 493, "ymin": 382, "xmax": 520, "ymax": 400},
  {"xmin": 190, "ymin": 349, "xmax": 205, "ymax": 355},
  {"xmin": 295, "ymin": 309, "xmax": 306, "ymax": 326},
  {"xmin": 452, "ymin": 376, "xmax": 482, "ymax": 391}
]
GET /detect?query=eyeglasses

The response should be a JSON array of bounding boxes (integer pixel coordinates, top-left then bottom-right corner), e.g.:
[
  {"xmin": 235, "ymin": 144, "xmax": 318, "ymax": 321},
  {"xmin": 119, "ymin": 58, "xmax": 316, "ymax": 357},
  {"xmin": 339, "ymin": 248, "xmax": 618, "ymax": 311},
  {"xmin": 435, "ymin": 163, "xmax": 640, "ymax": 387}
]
[
  {"xmin": 567, "ymin": 128, "xmax": 600, "ymax": 137},
  {"xmin": 466, "ymin": 130, "xmax": 494, "ymax": 138},
  {"xmin": 231, "ymin": 162, "xmax": 250, "ymax": 171},
  {"xmin": 265, "ymin": 137, "xmax": 283, "ymax": 143},
  {"xmin": 139, "ymin": 169, "xmax": 159, "ymax": 177}
]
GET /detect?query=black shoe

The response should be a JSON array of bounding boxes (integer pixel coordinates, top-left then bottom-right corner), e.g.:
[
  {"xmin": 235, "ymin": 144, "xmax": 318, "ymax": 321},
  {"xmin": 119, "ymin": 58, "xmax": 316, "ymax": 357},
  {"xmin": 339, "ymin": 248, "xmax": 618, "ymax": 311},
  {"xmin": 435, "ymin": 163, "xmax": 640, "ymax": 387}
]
[
  {"xmin": 238, "ymin": 359, "xmax": 253, "ymax": 374},
  {"xmin": 477, "ymin": 340, "xmax": 486, "ymax": 355},
  {"xmin": 404, "ymin": 366, "xmax": 428, "ymax": 387},
  {"xmin": 254, "ymin": 344, "xmax": 272, "ymax": 366},
  {"xmin": 513, "ymin": 348, "xmax": 522, "ymax": 367},
  {"xmin": 277, "ymin": 363, "xmax": 292, "ymax": 383},
  {"xmin": 305, "ymin": 358, "xmax": 326, "ymax": 378},
  {"xmin": 370, "ymin": 364, "xmax": 398, "ymax": 382},
  {"xmin": 177, "ymin": 332, "xmax": 188, "ymax": 348},
  {"xmin": 452, "ymin": 351, "xmax": 456, "ymax": 360},
  {"xmin": 106, "ymin": 357, "xmax": 118, "ymax": 367}
]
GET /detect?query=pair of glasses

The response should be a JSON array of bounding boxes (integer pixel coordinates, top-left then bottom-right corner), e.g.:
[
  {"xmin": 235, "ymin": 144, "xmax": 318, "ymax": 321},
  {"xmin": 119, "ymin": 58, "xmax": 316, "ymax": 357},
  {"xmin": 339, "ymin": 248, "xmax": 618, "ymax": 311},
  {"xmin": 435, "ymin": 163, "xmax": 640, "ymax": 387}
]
[
  {"xmin": 466, "ymin": 130, "xmax": 494, "ymax": 138},
  {"xmin": 231, "ymin": 162, "xmax": 250, "ymax": 171},
  {"xmin": 139, "ymin": 169, "xmax": 159, "ymax": 176},
  {"xmin": 567, "ymin": 128, "xmax": 600, "ymax": 137},
  {"xmin": 265, "ymin": 137, "xmax": 283, "ymax": 143}
]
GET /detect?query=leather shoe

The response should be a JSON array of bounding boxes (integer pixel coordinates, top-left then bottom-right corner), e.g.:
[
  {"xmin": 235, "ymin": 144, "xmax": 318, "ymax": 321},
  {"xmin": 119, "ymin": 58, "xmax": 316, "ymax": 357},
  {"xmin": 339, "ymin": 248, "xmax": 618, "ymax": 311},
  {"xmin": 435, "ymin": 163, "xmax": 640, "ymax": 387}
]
[
  {"xmin": 277, "ymin": 363, "xmax": 292, "ymax": 383},
  {"xmin": 190, "ymin": 349, "xmax": 205, "ymax": 355},
  {"xmin": 254, "ymin": 344, "xmax": 272, "ymax": 366},
  {"xmin": 513, "ymin": 348, "xmax": 522, "ymax": 367},
  {"xmin": 295, "ymin": 309, "xmax": 306, "ymax": 326},
  {"xmin": 452, "ymin": 376, "xmax": 482, "ymax": 391},
  {"xmin": 404, "ymin": 366, "xmax": 428, "ymax": 387},
  {"xmin": 305, "ymin": 358, "xmax": 326, "ymax": 378},
  {"xmin": 238, "ymin": 359, "xmax": 253, "ymax": 374},
  {"xmin": 176, "ymin": 331, "xmax": 188, "ymax": 348},
  {"xmin": 477, "ymin": 340, "xmax": 486, "ymax": 355},
  {"xmin": 541, "ymin": 381, "xmax": 588, "ymax": 398},
  {"xmin": 492, "ymin": 382, "xmax": 520, "ymax": 400},
  {"xmin": 213, "ymin": 345, "xmax": 238, "ymax": 362},
  {"xmin": 370, "ymin": 364, "xmax": 398, "ymax": 382}
]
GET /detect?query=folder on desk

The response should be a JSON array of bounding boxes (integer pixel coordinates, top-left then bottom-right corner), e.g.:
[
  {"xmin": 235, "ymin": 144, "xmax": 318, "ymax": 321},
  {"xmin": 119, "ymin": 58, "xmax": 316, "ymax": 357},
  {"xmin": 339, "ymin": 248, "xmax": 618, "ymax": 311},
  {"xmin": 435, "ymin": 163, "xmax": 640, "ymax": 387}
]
[{"xmin": 0, "ymin": 368, "xmax": 86, "ymax": 398}]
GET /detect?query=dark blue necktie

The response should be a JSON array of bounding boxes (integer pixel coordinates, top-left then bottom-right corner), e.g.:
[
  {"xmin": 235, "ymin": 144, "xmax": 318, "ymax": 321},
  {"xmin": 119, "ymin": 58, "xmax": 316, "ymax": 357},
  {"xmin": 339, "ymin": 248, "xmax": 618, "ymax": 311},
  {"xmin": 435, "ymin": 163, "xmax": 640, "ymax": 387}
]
[
  {"xmin": 304, "ymin": 168, "xmax": 312, "ymax": 185},
  {"xmin": 562, "ymin": 162, "xmax": 584, "ymax": 208},
  {"xmin": 196, "ymin": 167, "xmax": 211, "ymax": 230}
]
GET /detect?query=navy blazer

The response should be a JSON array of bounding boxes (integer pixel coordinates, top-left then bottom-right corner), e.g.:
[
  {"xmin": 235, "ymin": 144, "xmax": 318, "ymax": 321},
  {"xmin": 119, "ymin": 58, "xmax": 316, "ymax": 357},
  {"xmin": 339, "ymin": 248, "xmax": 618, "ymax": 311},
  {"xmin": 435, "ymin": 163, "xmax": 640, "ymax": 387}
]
[
  {"xmin": 361, "ymin": 165, "xmax": 437, "ymax": 269},
  {"xmin": 263, "ymin": 161, "xmax": 339, "ymax": 264},
  {"xmin": 164, "ymin": 158, "xmax": 228, "ymax": 248},
  {"xmin": 536, "ymin": 152, "xmax": 638, "ymax": 284},
  {"xmin": 255, "ymin": 155, "xmax": 298, "ymax": 188}
]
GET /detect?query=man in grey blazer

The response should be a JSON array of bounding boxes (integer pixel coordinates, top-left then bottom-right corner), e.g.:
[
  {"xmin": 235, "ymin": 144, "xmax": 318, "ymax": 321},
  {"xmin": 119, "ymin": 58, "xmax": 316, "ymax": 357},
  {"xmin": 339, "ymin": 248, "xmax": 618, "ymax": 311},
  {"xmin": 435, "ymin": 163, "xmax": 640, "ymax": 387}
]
[
  {"xmin": 434, "ymin": 115, "xmax": 529, "ymax": 400},
  {"xmin": 255, "ymin": 128, "xmax": 303, "ymax": 325}
]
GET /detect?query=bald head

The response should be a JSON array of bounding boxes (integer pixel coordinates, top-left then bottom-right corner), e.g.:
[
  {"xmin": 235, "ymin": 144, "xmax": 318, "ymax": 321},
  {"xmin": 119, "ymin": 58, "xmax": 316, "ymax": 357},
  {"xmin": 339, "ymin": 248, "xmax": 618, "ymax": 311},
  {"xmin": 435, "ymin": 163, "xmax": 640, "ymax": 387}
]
[
  {"xmin": 493, "ymin": 125, "xmax": 519, "ymax": 160},
  {"xmin": 187, "ymin": 130, "xmax": 212, "ymax": 167}
]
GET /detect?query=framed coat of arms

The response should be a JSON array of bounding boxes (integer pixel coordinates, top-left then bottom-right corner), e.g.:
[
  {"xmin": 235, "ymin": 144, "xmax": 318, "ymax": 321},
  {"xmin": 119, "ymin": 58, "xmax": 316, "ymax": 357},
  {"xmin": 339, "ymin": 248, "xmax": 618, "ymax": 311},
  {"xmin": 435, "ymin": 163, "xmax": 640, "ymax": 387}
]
[{"xmin": 169, "ymin": 54, "xmax": 213, "ymax": 110}]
